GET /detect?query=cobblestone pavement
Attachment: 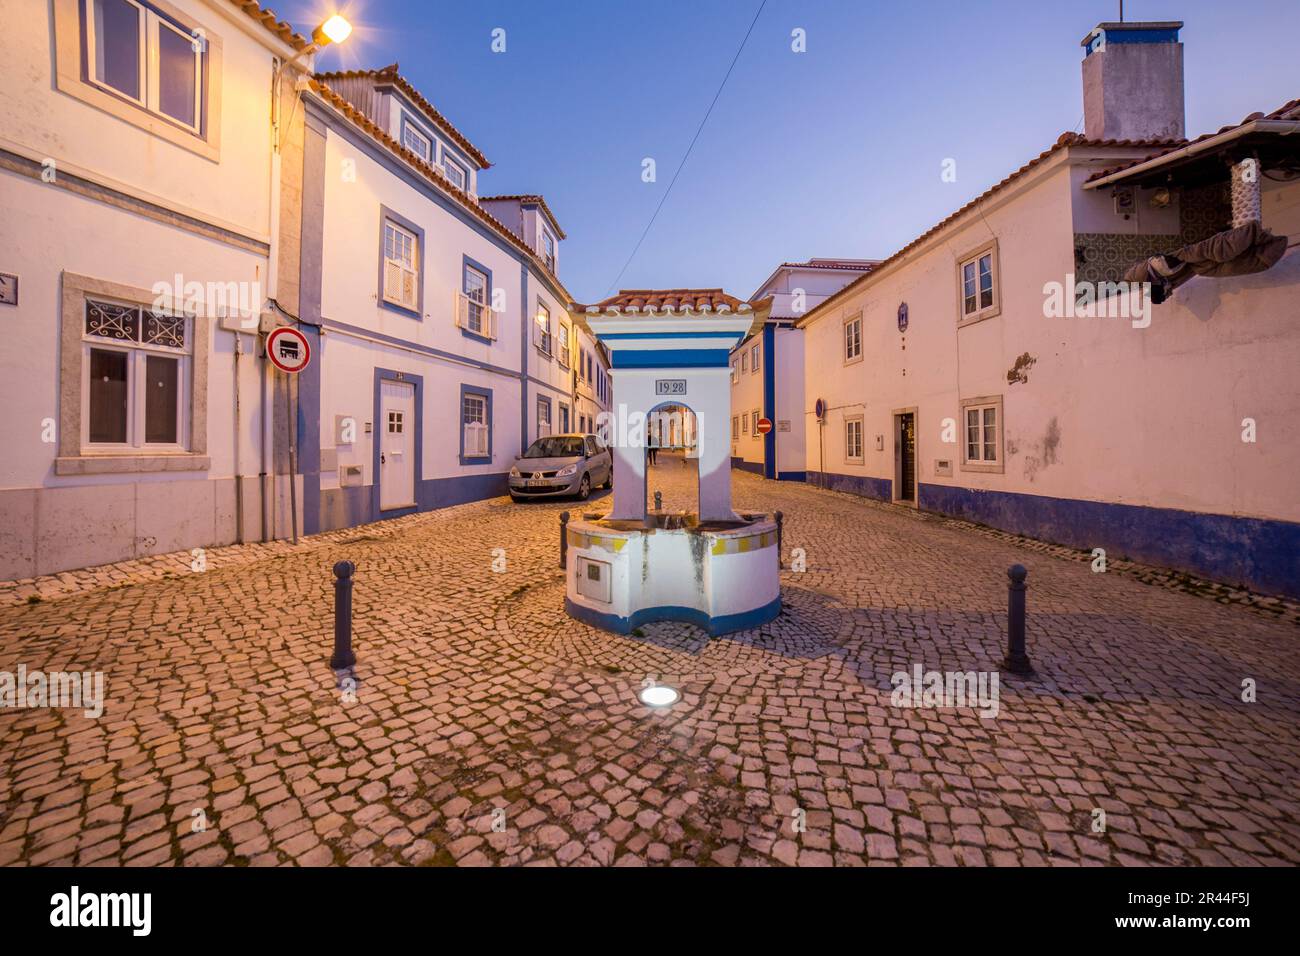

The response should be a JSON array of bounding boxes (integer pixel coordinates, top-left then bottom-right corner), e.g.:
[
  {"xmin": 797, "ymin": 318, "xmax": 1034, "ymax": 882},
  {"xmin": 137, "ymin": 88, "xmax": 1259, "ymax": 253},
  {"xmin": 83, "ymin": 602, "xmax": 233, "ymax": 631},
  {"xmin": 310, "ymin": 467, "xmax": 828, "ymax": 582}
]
[{"xmin": 2, "ymin": 452, "xmax": 1298, "ymax": 867}]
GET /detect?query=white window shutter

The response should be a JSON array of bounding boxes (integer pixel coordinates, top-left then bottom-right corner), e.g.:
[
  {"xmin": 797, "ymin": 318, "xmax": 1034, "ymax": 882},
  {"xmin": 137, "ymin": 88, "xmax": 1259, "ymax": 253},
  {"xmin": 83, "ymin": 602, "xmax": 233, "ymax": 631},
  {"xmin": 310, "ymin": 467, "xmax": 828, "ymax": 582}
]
[
  {"xmin": 402, "ymin": 268, "xmax": 417, "ymax": 309},
  {"xmin": 384, "ymin": 260, "xmax": 401, "ymax": 301}
]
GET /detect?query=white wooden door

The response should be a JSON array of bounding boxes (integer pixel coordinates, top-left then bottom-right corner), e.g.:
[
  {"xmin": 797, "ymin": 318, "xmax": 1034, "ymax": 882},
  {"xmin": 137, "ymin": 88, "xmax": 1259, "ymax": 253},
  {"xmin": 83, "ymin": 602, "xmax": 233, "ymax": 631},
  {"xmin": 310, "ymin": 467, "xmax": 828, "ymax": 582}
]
[{"xmin": 380, "ymin": 381, "xmax": 415, "ymax": 510}]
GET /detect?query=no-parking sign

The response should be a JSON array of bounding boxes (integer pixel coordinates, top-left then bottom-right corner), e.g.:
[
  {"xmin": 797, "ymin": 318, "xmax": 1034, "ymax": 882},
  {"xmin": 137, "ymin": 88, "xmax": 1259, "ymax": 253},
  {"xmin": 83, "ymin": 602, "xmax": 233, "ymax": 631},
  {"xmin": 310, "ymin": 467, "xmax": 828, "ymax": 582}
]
[{"xmin": 266, "ymin": 327, "xmax": 311, "ymax": 374}]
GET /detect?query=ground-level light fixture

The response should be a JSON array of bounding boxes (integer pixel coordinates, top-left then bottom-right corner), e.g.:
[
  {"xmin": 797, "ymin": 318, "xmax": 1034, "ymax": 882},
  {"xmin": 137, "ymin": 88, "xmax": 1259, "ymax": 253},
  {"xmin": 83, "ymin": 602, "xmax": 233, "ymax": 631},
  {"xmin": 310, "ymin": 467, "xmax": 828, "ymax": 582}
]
[{"xmin": 638, "ymin": 684, "xmax": 680, "ymax": 708}]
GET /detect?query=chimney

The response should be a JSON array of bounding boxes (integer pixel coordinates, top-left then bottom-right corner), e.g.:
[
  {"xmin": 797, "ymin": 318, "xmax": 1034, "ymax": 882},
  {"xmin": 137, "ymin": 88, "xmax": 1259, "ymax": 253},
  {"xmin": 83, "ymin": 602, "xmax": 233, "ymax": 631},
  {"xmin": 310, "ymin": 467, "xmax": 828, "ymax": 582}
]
[{"xmin": 1080, "ymin": 21, "xmax": 1185, "ymax": 141}]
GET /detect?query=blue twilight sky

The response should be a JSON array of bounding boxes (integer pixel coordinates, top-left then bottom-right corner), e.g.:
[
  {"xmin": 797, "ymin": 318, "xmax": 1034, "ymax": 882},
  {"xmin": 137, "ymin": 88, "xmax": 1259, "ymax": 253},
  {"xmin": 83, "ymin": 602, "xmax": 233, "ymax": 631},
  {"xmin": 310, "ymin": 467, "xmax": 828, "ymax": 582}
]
[{"xmin": 280, "ymin": 0, "xmax": 1297, "ymax": 303}]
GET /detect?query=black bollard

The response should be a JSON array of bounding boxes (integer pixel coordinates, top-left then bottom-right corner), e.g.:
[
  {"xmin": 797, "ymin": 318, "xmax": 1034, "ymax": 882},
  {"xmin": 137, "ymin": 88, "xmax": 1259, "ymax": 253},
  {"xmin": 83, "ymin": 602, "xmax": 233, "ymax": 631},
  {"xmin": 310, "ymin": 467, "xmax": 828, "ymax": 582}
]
[
  {"xmin": 559, "ymin": 511, "xmax": 570, "ymax": 569},
  {"xmin": 1002, "ymin": 564, "xmax": 1034, "ymax": 675},
  {"xmin": 653, "ymin": 490, "xmax": 662, "ymax": 511},
  {"xmin": 774, "ymin": 511, "xmax": 784, "ymax": 569},
  {"xmin": 330, "ymin": 560, "xmax": 356, "ymax": 671}
]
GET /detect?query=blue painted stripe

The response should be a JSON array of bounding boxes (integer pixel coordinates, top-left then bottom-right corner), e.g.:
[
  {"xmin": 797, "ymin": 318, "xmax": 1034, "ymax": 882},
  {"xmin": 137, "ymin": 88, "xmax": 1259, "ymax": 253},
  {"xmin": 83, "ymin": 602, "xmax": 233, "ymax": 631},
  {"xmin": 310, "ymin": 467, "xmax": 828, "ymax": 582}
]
[
  {"xmin": 918, "ymin": 483, "xmax": 1300, "ymax": 600},
  {"xmin": 777, "ymin": 471, "xmax": 807, "ymax": 482},
  {"xmin": 297, "ymin": 325, "xmax": 322, "ymax": 535},
  {"xmin": 733, "ymin": 458, "xmax": 764, "ymax": 476},
  {"xmin": 1084, "ymin": 27, "xmax": 1180, "ymax": 56},
  {"xmin": 564, "ymin": 595, "xmax": 781, "ymax": 637},
  {"xmin": 519, "ymin": 263, "xmax": 529, "ymax": 454},
  {"xmin": 528, "ymin": 375, "xmax": 573, "ymax": 398},
  {"xmin": 599, "ymin": 331, "xmax": 746, "ymax": 342},
  {"xmin": 610, "ymin": 349, "xmax": 731, "ymax": 369},
  {"xmin": 319, "ymin": 472, "xmax": 509, "ymax": 532},
  {"xmin": 320, "ymin": 318, "xmax": 519, "ymax": 380},
  {"xmin": 807, "ymin": 469, "xmax": 893, "ymax": 502}
]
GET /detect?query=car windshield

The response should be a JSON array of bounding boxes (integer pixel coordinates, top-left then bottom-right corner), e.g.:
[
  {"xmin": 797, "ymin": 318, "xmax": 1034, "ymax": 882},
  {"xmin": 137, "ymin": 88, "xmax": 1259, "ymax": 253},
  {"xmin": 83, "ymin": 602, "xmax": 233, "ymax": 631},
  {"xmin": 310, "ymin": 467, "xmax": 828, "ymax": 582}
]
[{"xmin": 523, "ymin": 437, "xmax": 585, "ymax": 458}]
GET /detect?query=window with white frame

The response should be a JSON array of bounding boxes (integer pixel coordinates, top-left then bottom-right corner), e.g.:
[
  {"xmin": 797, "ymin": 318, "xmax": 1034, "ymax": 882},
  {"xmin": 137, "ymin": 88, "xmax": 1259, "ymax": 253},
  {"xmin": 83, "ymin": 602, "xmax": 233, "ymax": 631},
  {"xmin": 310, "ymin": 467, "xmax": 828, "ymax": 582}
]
[
  {"xmin": 961, "ymin": 397, "xmax": 1003, "ymax": 471},
  {"xmin": 83, "ymin": 298, "xmax": 190, "ymax": 450},
  {"xmin": 557, "ymin": 320, "xmax": 571, "ymax": 367},
  {"xmin": 731, "ymin": 415, "xmax": 739, "ymax": 440},
  {"xmin": 750, "ymin": 343, "xmax": 760, "ymax": 373},
  {"xmin": 86, "ymin": 0, "xmax": 204, "ymax": 133},
  {"xmin": 400, "ymin": 119, "xmax": 431, "ymax": 161},
  {"xmin": 958, "ymin": 242, "xmax": 1000, "ymax": 323},
  {"xmin": 541, "ymin": 230, "xmax": 556, "ymax": 273},
  {"xmin": 751, "ymin": 410, "xmax": 759, "ymax": 437},
  {"xmin": 741, "ymin": 351, "xmax": 749, "ymax": 374},
  {"xmin": 463, "ymin": 263, "xmax": 488, "ymax": 335},
  {"xmin": 382, "ymin": 219, "xmax": 419, "ymax": 311},
  {"xmin": 742, "ymin": 413, "xmax": 748, "ymax": 435},
  {"xmin": 442, "ymin": 153, "xmax": 467, "ymax": 191},
  {"xmin": 845, "ymin": 416, "xmax": 864, "ymax": 464},
  {"xmin": 844, "ymin": 312, "xmax": 863, "ymax": 363},
  {"xmin": 537, "ymin": 398, "xmax": 552, "ymax": 437},
  {"xmin": 534, "ymin": 300, "xmax": 552, "ymax": 355},
  {"xmin": 730, "ymin": 357, "xmax": 737, "ymax": 383},
  {"xmin": 462, "ymin": 392, "xmax": 489, "ymax": 458}
]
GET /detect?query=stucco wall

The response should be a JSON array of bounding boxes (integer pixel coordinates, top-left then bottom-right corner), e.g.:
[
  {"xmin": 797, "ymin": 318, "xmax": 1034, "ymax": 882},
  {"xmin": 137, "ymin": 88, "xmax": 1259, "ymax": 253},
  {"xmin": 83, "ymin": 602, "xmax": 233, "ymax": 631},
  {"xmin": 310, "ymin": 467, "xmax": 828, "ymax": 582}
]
[{"xmin": 801, "ymin": 148, "xmax": 1300, "ymax": 595}]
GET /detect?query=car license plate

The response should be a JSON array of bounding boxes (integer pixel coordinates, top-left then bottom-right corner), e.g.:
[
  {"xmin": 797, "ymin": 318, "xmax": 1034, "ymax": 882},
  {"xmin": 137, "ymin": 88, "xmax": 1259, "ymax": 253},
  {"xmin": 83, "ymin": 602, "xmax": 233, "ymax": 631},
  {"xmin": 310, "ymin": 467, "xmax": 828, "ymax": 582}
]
[{"xmin": 527, "ymin": 479, "xmax": 549, "ymax": 488}]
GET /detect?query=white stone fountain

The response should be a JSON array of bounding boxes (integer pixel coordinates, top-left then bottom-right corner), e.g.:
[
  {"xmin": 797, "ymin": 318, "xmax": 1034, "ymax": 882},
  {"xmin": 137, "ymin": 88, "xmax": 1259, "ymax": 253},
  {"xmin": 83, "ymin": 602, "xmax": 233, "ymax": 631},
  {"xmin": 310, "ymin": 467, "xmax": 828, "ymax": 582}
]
[{"xmin": 564, "ymin": 290, "xmax": 780, "ymax": 636}]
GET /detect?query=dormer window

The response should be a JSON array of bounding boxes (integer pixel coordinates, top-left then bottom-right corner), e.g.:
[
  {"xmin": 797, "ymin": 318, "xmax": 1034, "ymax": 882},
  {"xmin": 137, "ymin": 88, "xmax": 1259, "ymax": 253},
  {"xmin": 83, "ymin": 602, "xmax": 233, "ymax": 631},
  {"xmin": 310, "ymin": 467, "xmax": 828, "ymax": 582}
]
[
  {"xmin": 542, "ymin": 230, "xmax": 556, "ymax": 273},
  {"xmin": 442, "ymin": 154, "xmax": 467, "ymax": 191},
  {"xmin": 400, "ymin": 118, "xmax": 431, "ymax": 162}
]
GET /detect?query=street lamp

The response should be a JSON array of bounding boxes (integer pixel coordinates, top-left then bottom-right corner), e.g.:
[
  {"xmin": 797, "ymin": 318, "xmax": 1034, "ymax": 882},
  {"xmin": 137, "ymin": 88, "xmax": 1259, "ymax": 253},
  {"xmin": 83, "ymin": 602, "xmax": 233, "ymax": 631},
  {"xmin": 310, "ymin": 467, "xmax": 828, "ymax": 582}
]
[
  {"xmin": 314, "ymin": 14, "xmax": 353, "ymax": 46},
  {"xmin": 282, "ymin": 12, "xmax": 353, "ymax": 71}
]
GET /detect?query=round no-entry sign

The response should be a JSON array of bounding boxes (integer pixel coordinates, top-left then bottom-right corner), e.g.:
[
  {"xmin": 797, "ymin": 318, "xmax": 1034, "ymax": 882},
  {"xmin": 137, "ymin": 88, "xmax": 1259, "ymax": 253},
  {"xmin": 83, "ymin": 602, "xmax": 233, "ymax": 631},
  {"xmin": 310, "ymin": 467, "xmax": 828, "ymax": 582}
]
[
  {"xmin": 266, "ymin": 327, "xmax": 311, "ymax": 374},
  {"xmin": 756, "ymin": 417, "xmax": 773, "ymax": 435}
]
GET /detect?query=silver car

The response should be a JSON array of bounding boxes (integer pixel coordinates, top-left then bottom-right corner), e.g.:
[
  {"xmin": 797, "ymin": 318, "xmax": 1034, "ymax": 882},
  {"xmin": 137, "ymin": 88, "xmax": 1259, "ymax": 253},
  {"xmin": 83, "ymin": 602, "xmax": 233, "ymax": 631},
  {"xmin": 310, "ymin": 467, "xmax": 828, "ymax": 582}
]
[{"xmin": 509, "ymin": 433, "xmax": 612, "ymax": 501}]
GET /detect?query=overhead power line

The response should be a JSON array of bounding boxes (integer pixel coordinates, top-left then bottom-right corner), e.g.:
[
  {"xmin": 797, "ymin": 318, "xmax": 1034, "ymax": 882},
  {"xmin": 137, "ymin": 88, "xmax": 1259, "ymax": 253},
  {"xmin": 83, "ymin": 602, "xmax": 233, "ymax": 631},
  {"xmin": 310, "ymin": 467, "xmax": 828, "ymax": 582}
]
[{"xmin": 604, "ymin": 0, "xmax": 769, "ymax": 296}]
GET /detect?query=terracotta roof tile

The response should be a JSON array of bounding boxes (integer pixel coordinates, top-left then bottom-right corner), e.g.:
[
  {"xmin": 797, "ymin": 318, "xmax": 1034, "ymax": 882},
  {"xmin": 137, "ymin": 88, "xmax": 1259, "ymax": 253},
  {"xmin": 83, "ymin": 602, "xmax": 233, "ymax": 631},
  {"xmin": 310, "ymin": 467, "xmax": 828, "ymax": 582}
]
[
  {"xmin": 315, "ymin": 63, "xmax": 491, "ymax": 168},
  {"xmin": 1085, "ymin": 96, "xmax": 1300, "ymax": 184},
  {"xmin": 306, "ymin": 78, "xmax": 566, "ymax": 295},
  {"xmin": 577, "ymin": 289, "xmax": 755, "ymax": 314},
  {"xmin": 779, "ymin": 259, "xmax": 881, "ymax": 271},
  {"xmin": 227, "ymin": 0, "xmax": 310, "ymax": 51}
]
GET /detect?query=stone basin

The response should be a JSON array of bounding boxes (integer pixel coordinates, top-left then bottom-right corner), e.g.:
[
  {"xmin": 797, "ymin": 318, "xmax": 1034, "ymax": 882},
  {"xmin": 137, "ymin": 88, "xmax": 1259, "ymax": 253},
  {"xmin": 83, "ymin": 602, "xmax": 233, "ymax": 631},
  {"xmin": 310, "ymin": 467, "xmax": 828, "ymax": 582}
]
[{"xmin": 564, "ymin": 512, "xmax": 781, "ymax": 636}]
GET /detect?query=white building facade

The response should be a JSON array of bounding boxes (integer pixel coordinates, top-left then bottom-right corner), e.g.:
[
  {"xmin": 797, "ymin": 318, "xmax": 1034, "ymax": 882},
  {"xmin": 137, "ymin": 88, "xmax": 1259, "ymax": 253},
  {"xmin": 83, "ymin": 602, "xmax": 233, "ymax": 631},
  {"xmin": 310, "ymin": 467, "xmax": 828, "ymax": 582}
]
[
  {"xmin": 730, "ymin": 260, "xmax": 874, "ymax": 479},
  {"xmin": 0, "ymin": 10, "xmax": 612, "ymax": 579},
  {"xmin": 796, "ymin": 22, "xmax": 1300, "ymax": 599},
  {"xmin": 0, "ymin": 0, "xmax": 310, "ymax": 580},
  {"xmin": 298, "ymin": 68, "xmax": 609, "ymax": 533}
]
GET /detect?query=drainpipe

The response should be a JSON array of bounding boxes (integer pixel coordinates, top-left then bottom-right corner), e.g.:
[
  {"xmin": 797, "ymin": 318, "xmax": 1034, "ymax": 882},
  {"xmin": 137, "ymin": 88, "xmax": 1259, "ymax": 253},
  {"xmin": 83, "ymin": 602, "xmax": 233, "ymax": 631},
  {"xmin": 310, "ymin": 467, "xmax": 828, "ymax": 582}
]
[
  {"xmin": 818, "ymin": 417, "xmax": 825, "ymax": 485},
  {"xmin": 234, "ymin": 331, "xmax": 244, "ymax": 544},
  {"xmin": 261, "ymin": 352, "xmax": 272, "ymax": 542}
]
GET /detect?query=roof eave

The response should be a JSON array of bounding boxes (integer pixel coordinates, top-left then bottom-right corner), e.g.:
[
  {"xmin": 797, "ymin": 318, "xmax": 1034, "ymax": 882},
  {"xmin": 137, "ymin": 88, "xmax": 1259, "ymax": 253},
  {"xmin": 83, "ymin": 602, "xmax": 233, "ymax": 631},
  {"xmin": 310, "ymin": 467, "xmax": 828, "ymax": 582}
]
[{"xmin": 1084, "ymin": 119, "xmax": 1300, "ymax": 189}]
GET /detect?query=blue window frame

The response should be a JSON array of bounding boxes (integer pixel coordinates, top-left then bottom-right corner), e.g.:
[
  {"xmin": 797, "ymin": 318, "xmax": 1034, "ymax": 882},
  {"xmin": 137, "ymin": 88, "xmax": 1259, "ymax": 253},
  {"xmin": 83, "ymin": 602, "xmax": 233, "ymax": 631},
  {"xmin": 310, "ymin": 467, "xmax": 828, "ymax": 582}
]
[
  {"xmin": 399, "ymin": 113, "xmax": 433, "ymax": 162},
  {"xmin": 559, "ymin": 402, "xmax": 570, "ymax": 433},
  {"xmin": 459, "ymin": 383, "xmax": 493, "ymax": 465},
  {"xmin": 377, "ymin": 205, "xmax": 424, "ymax": 319},
  {"xmin": 460, "ymin": 255, "xmax": 493, "ymax": 343},
  {"xmin": 536, "ymin": 394, "xmax": 552, "ymax": 439},
  {"xmin": 442, "ymin": 153, "xmax": 469, "ymax": 191}
]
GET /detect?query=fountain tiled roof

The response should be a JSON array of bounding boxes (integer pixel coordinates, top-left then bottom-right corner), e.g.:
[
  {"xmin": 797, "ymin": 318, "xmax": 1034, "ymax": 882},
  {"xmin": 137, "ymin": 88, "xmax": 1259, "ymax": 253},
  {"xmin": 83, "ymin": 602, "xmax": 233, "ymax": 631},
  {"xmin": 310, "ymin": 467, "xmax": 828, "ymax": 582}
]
[{"xmin": 578, "ymin": 289, "xmax": 756, "ymax": 315}]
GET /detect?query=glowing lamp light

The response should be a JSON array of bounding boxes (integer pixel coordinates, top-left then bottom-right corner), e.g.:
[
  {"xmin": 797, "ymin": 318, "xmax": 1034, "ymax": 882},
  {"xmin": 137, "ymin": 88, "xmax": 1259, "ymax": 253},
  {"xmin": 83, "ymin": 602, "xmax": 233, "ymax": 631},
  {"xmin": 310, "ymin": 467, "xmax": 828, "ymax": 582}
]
[
  {"xmin": 314, "ymin": 14, "xmax": 353, "ymax": 46},
  {"xmin": 638, "ymin": 685, "xmax": 680, "ymax": 708}
]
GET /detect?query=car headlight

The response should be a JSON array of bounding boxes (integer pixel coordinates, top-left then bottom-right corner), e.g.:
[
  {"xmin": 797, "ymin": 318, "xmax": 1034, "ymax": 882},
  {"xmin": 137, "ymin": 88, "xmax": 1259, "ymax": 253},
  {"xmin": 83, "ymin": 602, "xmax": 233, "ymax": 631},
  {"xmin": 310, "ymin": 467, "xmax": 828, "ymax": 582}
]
[
  {"xmin": 509, "ymin": 466, "xmax": 520, "ymax": 477},
  {"xmin": 556, "ymin": 464, "xmax": 578, "ymax": 477}
]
